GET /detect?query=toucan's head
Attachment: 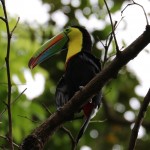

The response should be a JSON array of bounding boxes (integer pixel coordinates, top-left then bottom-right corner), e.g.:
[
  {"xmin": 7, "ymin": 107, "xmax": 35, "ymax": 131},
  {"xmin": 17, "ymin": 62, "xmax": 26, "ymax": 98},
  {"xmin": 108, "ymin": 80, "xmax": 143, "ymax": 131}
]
[{"xmin": 28, "ymin": 26, "xmax": 92, "ymax": 69}]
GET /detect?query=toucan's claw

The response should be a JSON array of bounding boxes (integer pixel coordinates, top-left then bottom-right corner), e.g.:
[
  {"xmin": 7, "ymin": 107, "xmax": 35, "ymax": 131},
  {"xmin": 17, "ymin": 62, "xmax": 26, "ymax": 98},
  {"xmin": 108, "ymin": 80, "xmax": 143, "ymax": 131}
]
[
  {"xmin": 57, "ymin": 107, "xmax": 63, "ymax": 112},
  {"xmin": 79, "ymin": 86, "xmax": 84, "ymax": 91}
]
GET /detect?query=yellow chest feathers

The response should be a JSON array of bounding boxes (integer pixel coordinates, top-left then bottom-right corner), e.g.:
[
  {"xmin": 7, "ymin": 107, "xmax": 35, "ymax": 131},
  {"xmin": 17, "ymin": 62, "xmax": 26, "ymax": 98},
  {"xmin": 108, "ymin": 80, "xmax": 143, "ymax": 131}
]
[{"xmin": 66, "ymin": 28, "xmax": 83, "ymax": 62}]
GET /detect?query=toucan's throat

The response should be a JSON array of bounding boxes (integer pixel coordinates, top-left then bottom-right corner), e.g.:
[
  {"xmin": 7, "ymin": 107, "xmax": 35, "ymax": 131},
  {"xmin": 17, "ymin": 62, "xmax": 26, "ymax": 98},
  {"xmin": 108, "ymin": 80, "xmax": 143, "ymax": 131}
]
[
  {"xmin": 66, "ymin": 29, "xmax": 83, "ymax": 63},
  {"xmin": 65, "ymin": 26, "xmax": 92, "ymax": 64}
]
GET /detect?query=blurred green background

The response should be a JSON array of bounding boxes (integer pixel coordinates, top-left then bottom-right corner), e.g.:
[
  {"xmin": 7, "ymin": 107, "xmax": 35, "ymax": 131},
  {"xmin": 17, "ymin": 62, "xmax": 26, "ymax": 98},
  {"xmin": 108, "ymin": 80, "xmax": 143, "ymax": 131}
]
[{"xmin": 1, "ymin": 0, "xmax": 150, "ymax": 149}]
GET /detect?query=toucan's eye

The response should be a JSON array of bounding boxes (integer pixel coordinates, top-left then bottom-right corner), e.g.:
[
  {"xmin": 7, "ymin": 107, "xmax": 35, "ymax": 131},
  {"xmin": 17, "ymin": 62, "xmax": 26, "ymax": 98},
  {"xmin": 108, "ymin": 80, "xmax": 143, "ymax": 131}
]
[{"xmin": 65, "ymin": 28, "xmax": 70, "ymax": 33}]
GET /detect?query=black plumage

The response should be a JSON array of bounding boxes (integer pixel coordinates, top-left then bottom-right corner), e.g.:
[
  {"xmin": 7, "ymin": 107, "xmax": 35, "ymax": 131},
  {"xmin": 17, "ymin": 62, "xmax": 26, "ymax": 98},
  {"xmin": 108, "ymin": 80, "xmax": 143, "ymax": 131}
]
[
  {"xmin": 55, "ymin": 26, "xmax": 102, "ymax": 142},
  {"xmin": 55, "ymin": 51, "xmax": 101, "ymax": 111}
]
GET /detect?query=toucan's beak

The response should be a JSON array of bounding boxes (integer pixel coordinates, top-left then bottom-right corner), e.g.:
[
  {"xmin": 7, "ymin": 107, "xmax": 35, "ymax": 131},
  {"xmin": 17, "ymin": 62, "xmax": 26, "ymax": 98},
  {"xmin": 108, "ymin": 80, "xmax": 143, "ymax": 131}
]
[{"xmin": 28, "ymin": 31, "xmax": 68, "ymax": 69}]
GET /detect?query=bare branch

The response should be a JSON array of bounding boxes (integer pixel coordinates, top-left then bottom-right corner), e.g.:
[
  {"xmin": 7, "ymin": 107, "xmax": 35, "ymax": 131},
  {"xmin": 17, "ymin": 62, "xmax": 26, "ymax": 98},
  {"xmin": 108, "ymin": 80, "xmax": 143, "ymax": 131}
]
[
  {"xmin": 60, "ymin": 127, "xmax": 76, "ymax": 150},
  {"xmin": 90, "ymin": 119, "xmax": 107, "ymax": 123},
  {"xmin": 13, "ymin": 88, "xmax": 27, "ymax": 103},
  {"xmin": 18, "ymin": 115, "xmax": 40, "ymax": 123},
  {"xmin": 0, "ymin": 88, "xmax": 27, "ymax": 119},
  {"xmin": 121, "ymin": 0, "xmax": 149, "ymax": 25},
  {"xmin": 42, "ymin": 103, "xmax": 52, "ymax": 114},
  {"xmin": 0, "ymin": 2, "xmax": 20, "ymax": 148},
  {"xmin": 0, "ymin": 135, "xmax": 19, "ymax": 148},
  {"xmin": 128, "ymin": 89, "xmax": 150, "ymax": 150},
  {"xmin": 10, "ymin": 17, "xmax": 20, "ymax": 36},
  {"xmin": 104, "ymin": 0, "xmax": 120, "ymax": 56},
  {"xmin": 103, "ymin": 21, "xmax": 118, "ymax": 66},
  {"xmin": 0, "ymin": 16, "xmax": 6, "ymax": 22},
  {"xmin": 1, "ymin": 0, "xmax": 13, "ymax": 148},
  {"xmin": 42, "ymin": 103, "xmax": 77, "ymax": 150}
]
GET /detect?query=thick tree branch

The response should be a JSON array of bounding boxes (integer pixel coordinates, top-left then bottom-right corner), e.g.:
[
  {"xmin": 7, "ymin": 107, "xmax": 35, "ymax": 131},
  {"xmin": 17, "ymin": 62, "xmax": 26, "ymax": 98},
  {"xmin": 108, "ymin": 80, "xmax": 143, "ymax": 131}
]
[
  {"xmin": 128, "ymin": 89, "xmax": 150, "ymax": 150},
  {"xmin": 20, "ymin": 25, "xmax": 150, "ymax": 149}
]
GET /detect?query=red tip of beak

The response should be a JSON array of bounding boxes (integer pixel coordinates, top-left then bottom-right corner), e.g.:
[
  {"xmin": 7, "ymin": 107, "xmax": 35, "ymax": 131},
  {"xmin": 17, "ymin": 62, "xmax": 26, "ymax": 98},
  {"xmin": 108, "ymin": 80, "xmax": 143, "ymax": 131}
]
[{"xmin": 28, "ymin": 57, "xmax": 35, "ymax": 69}]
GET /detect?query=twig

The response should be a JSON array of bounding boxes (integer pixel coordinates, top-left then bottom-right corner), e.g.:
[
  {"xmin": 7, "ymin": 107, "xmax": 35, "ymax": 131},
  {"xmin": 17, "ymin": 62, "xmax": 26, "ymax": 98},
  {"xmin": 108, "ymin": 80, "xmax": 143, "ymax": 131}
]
[
  {"xmin": 10, "ymin": 17, "xmax": 20, "ymax": 35},
  {"xmin": 102, "ymin": 16, "xmax": 124, "ymax": 66},
  {"xmin": 0, "ymin": 82, "xmax": 27, "ymax": 86},
  {"xmin": 1, "ymin": 0, "xmax": 13, "ymax": 149},
  {"xmin": 121, "ymin": 0, "xmax": 149, "ymax": 25},
  {"xmin": 60, "ymin": 127, "xmax": 76, "ymax": 150},
  {"xmin": 0, "ymin": 16, "xmax": 6, "ymax": 22},
  {"xmin": 0, "ymin": 135, "xmax": 19, "ymax": 148},
  {"xmin": 128, "ymin": 89, "xmax": 150, "ymax": 150},
  {"xmin": 104, "ymin": 0, "xmax": 120, "ymax": 56},
  {"xmin": 0, "ymin": 88, "xmax": 27, "ymax": 119},
  {"xmin": 42, "ymin": 103, "xmax": 77, "ymax": 149},
  {"xmin": 103, "ymin": 21, "xmax": 118, "ymax": 66},
  {"xmin": 1, "ymin": 1, "xmax": 20, "ymax": 149},
  {"xmin": 13, "ymin": 88, "xmax": 27, "ymax": 102},
  {"xmin": 90, "ymin": 119, "xmax": 107, "ymax": 123},
  {"xmin": 42, "ymin": 103, "xmax": 52, "ymax": 114},
  {"xmin": 18, "ymin": 115, "xmax": 39, "ymax": 123}
]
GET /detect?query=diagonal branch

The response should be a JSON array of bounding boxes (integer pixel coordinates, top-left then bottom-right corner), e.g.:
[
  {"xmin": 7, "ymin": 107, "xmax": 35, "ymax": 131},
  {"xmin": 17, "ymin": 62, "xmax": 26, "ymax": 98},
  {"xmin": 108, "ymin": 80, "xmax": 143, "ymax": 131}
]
[
  {"xmin": 20, "ymin": 25, "xmax": 150, "ymax": 150},
  {"xmin": 0, "ymin": 88, "xmax": 27, "ymax": 119},
  {"xmin": 128, "ymin": 89, "xmax": 150, "ymax": 150},
  {"xmin": 42, "ymin": 103, "xmax": 76, "ymax": 150},
  {"xmin": 0, "ymin": 16, "xmax": 6, "ymax": 22},
  {"xmin": 0, "ymin": 135, "xmax": 19, "ymax": 148}
]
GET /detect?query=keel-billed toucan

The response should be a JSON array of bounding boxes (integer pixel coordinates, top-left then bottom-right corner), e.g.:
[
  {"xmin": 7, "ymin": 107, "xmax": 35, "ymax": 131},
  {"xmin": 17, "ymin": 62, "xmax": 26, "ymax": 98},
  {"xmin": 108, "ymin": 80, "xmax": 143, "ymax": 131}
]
[{"xmin": 28, "ymin": 26, "xmax": 102, "ymax": 143}]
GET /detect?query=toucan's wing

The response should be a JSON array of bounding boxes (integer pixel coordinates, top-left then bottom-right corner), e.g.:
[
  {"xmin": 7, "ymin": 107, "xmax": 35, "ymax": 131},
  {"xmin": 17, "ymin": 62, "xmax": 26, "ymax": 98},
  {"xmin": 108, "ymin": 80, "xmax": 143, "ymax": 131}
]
[{"xmin": 55, "ymin": 75, "xmax": 70, "ymax": 110}]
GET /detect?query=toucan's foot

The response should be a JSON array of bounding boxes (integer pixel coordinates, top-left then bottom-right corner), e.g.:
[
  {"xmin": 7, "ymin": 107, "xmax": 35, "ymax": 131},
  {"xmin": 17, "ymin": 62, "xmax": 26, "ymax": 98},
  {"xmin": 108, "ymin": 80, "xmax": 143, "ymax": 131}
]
[
  {"xmin": 57, "ymin": 107, "xmax": 63, "ymax": 112},
  {"xmin": 89, "ymin": 99, "xmax": 92, "ymax": 103},
  {"xmin": 79, "ymin": 86, "xmax": 84, "ymax": 91}
]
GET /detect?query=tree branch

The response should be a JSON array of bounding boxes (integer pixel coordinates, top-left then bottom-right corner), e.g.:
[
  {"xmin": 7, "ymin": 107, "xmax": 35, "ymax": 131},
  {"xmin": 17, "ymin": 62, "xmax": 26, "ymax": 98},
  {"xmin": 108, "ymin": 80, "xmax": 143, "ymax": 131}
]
[
  {"xmin": 42, "ymin": 103, "xmax": 76, "ymax": 149},
  {"xmin": 10, "ymin": 17, "xmax": 20, "ymax": 35},
  {"xmin": 0, "ymin": 88, "xmax": 27, "ymax": 119},
  {"xmin": 1, "ymin": 0, "xmax": 13, "ymax": 149},
  {"xmin": 104, "ymin": 0, "xmax": 120, "ymax": 55},
  {"xmin": 20, "ymin": 25, "xmax": 150, "ymax": 149},
  {"xmin": 0, "ymin": 135, "xmax": 19, "ymax": 149},
  {"xmin": 128, "ymin": 89, "xmax": 150, "ymax": 150},
  {"xmin": 60, "ymin": 127, "xmax": 76, "ymax": 150},
  {"xmin": 121, "ymin": 0, "xmax": 149, "ymax": 25},
  {"xmin": 1, "ymin": 0, "xmax": 20, "ymax": 149},
  {"xmin": 0, "ymin": 16, "xmax": 6, "ymax": 23}
]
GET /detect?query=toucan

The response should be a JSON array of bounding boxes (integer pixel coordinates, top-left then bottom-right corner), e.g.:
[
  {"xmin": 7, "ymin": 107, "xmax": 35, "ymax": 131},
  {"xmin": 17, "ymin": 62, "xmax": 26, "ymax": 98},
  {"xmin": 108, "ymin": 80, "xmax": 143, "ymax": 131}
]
[{"xmin": 28, "ymin": 26, "xmax": 102, "ymax": 143}]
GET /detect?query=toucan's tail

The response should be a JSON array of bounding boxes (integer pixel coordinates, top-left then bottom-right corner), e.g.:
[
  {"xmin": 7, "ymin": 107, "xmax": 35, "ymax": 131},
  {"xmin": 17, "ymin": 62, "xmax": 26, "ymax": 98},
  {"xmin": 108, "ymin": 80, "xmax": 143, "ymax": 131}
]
[
  {"xmin": 76, "ymin": 108, "xmax": 95, "ymax": 144},
  {"xmin": 76, "ymin": 92, "xmax": 102, "ymax": 143}
]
